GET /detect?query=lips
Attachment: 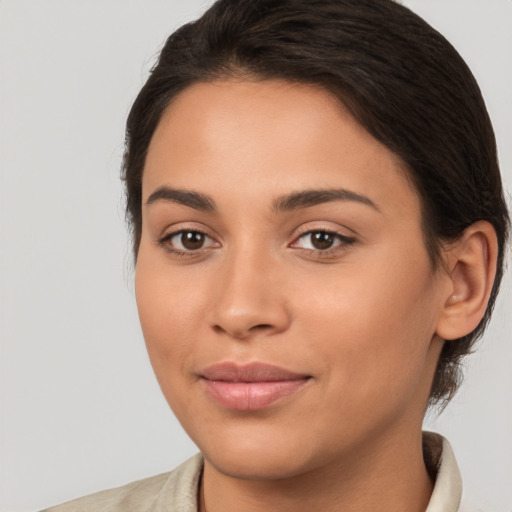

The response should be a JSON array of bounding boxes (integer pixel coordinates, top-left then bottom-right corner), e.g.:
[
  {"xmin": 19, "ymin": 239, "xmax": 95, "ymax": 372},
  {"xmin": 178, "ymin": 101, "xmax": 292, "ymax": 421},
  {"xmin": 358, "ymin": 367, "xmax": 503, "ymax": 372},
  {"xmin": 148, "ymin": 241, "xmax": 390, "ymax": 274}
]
[{"xmin": 199, "ymin": 362, "xmax": 311, "ymax": 411}]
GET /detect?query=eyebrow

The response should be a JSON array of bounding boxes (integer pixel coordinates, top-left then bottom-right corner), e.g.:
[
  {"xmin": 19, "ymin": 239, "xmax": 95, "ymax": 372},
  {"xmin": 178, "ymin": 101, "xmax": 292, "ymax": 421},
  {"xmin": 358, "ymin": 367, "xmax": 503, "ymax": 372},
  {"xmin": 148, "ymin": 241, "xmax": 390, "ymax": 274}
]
[
  {"xmin": 145, "ymin": 186, "xmax": 380, "ymax": 213},
  {"xmin": 272, "ymin": 188, "xmax": 380, "ymax": 213},
  {"xmin": 146, "ymin": 187, "xmax": 215, "ymax": 211}
]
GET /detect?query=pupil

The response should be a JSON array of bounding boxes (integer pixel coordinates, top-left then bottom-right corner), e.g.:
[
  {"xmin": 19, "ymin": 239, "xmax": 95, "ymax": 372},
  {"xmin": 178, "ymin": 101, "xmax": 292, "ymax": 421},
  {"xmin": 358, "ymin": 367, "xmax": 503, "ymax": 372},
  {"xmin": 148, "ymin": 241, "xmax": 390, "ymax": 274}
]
[
  {"xmin": 181, "ymin": 231, "xmax": 205, "ymax": 250},
  {"xmin": 312, "ymin": 231, "xmax": 334, "ymax": 250}
]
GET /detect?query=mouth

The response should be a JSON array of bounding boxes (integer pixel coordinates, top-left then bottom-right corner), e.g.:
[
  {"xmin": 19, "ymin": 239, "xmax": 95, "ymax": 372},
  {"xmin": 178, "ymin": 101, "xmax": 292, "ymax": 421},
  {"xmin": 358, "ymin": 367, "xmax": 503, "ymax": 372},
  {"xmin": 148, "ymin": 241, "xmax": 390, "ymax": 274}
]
[{"xmin": 198, "ymin": 362, "xmax": 311, "ymax": 411}]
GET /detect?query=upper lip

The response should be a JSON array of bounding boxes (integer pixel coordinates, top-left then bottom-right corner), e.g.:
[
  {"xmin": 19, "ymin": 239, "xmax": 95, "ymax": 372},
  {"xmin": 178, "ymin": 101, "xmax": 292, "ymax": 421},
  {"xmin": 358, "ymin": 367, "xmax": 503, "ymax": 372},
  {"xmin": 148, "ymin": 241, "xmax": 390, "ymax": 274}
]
[{"xmin": 199, "ymin": 362, "xmax": 310, "ymax": 382}]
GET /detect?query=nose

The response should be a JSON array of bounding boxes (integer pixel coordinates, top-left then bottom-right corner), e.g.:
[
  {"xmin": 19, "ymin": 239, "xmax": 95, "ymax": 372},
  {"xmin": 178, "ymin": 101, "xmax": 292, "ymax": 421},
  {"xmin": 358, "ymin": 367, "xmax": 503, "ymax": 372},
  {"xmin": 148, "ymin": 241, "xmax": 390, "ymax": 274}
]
[{"xmin": 208, "ymin": 249, "xmax": 291, "ymax": 340}]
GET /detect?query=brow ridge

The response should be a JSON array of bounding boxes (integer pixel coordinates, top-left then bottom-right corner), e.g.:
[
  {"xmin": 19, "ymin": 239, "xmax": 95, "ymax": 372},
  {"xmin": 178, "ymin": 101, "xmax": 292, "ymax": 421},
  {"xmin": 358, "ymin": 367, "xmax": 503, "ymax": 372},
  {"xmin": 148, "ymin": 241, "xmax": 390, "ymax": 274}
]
[
  {"xmin": 145, "ymin": 186, "xmax": 379, "ymax": 214},
  {"xmin": 272, "ymin": 188, "xmax": 380, "ymax": 212},
  {"xmin": 146, "ymin": 186, "xmax": 216, "ymax": 212}
]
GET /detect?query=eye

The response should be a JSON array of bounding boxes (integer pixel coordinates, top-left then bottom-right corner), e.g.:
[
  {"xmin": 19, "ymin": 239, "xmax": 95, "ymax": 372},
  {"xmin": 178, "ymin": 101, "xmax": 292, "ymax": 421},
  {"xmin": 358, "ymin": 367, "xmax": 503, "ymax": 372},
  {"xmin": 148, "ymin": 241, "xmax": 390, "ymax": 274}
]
[
  {"xmin": 291, "ymin": 230, "xmax": 355, "ymax": 252},
  {"xmin": 158, "ymin": 229, "xmax": 218, "ymax": 254}
]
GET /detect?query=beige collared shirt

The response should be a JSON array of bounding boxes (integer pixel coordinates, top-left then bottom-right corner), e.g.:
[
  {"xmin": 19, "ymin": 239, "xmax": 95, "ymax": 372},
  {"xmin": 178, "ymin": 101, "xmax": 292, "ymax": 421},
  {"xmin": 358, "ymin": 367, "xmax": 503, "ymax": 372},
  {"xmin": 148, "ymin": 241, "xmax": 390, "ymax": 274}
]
[
  {"xmin": 424, "ymin": 433, "xmax": 463, "ymax": 512},
  {"xmin": 43, "ymin": 432, "xmax": 463, "ymax": 512}
]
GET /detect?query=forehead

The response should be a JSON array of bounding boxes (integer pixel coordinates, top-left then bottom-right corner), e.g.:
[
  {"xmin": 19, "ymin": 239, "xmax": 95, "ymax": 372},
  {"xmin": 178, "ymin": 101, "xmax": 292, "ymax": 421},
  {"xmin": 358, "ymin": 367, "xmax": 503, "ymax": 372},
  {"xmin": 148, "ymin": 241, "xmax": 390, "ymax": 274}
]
[{"xmin": 143, "ymin": 79, "xmax": 419, "ymax": 220}]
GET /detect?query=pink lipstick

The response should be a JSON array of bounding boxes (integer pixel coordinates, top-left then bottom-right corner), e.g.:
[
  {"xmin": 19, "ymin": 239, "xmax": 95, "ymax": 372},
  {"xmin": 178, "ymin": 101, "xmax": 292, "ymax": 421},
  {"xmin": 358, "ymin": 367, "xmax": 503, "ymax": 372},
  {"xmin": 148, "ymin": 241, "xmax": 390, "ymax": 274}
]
[{"xmin": 199, "ymin": 362, "xmax": 310, "ymax": 411}]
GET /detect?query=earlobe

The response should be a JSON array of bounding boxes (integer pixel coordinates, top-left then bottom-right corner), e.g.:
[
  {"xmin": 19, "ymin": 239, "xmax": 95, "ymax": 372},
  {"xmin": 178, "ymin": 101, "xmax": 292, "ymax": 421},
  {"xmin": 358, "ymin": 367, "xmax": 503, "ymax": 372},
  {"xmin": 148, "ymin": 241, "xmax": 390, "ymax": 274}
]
[{"xmin": 436, "ymin": 221, "xmax": 498, "ymax": 341}]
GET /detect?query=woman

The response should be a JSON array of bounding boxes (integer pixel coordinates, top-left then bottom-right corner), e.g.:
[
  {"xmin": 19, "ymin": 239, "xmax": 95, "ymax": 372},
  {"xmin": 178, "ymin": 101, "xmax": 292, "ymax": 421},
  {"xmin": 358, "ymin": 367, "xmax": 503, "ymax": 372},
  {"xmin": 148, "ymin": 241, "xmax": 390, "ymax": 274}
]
[{"xmin": 43, "ymin": 0, "xmax": 509, "ymax": 511}]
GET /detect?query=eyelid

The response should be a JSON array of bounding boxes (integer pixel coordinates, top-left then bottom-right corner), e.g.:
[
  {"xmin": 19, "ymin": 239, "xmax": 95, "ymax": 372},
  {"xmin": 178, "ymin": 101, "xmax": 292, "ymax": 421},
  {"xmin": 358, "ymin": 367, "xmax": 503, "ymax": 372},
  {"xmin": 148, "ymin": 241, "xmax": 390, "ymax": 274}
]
[
  {"xmin": 161, "ymin": 229, "xmax": 216, "ymax": 245},
  {"xmin": 290, "ymin": 229, "xmax": 354, "ymax": 246},
  {"xmin": 155, "ymin": 222, "xmax": 356, "ymax": 258},
  {"xmin": 289, "ymin": 225, "xmax": 356, "ymax": 256},
  {"xmin": 157, "ymin": 224, "xmax": 221, "ymax": 256},
  {"xmin": 157, "ymin": 220, "xmax": 219, "ymax": 241},
  {"xmin": 290, "ymin": 222, "xmax": 355, "ymax": 241}
]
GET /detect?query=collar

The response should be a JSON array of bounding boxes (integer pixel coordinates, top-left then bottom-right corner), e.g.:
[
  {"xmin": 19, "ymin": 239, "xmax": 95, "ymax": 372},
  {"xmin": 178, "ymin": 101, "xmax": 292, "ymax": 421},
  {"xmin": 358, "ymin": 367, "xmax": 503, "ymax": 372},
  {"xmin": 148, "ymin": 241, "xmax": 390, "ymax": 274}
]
[{"xmin": 424, "ymin": 432, "xmax": 463, "ymax": 512}]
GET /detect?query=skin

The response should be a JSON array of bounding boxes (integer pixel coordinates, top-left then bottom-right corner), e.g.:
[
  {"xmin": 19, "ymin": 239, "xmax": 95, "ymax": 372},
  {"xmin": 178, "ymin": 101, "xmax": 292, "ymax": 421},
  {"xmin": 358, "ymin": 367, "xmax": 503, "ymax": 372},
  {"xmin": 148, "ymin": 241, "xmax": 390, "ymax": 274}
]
[{"xmin": 135, "ymin": 80, "xmax": 495, "ymax": 512}]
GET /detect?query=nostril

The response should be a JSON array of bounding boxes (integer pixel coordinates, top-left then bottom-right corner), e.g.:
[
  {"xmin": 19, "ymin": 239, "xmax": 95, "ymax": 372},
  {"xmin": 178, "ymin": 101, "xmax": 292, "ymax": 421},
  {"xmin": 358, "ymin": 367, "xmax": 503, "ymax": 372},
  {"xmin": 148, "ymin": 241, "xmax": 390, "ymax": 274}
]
[
  {"xmin": 251, "ymin": 324, "xmax": 273, "ymax": 331},
  {"xmin": 212, "ymin": 325, "xmax": 225, "ymax": 335},
  {"xmin": 211, "ymin": 322, "xmax": 275, "ymax": 339},
  {"xmin": 209, "ymin": 295, "xmax": 291, "ymax": 339}
]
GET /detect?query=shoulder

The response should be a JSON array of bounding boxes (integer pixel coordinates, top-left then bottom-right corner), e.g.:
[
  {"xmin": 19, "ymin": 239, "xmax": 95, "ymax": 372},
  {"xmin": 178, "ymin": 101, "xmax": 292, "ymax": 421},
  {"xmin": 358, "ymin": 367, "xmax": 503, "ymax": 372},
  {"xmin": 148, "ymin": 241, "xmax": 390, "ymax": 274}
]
[
  {"xmin": 42, "ymin": 473, "xmax": 170, "ymax": 512},
  {"xmin": 41, "ymin": 453, "xmax": 203, "ymax": 512}
]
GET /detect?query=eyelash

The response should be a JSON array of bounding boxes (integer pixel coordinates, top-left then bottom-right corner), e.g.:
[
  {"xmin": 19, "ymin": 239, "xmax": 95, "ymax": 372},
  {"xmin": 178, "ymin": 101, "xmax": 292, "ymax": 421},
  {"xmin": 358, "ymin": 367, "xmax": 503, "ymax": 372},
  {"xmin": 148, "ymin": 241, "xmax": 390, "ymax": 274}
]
[
  {"xmin": 157, "ymin": 229, "xmax": 217, "ymax": 257},
  {"xmin": 157, "ymin": 228, "xmax": 356, "ymax": 258},
  {"xmin": 290, "ymin": 229, "xmax": 356, "ymax": 257}
]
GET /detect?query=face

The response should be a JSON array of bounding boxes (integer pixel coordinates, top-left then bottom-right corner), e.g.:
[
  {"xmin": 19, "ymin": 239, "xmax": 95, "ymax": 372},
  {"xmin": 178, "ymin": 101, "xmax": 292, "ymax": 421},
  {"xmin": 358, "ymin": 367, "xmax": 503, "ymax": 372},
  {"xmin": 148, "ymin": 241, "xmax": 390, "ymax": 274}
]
[{"xmin": 136, "ymin": 80, "xmax": 447, "ymax": 480}]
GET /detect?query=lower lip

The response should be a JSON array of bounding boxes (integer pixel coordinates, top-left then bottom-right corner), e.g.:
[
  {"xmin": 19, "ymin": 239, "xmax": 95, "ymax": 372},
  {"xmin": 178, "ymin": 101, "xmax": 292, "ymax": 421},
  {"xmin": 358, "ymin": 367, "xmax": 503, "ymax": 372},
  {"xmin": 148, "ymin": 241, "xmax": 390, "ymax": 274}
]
[{"xmin": 201, "ymin": 378, "xmax": 310, "ymax": 411}]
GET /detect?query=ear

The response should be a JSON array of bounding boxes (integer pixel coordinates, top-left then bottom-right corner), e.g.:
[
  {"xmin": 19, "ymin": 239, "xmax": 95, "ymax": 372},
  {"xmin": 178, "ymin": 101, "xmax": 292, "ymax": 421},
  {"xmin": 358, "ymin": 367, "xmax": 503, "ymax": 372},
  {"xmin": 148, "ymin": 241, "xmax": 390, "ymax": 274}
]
[{"xmin": 436, "ymin": 221, "xmax": 498, "ymax": 341}]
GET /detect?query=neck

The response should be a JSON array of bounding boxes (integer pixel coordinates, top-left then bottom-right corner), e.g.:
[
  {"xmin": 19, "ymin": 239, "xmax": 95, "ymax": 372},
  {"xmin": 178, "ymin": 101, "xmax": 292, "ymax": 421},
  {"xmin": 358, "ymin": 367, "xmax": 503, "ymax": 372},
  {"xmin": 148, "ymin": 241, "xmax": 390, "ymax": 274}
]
[{"xmin": 200, "ymin": 427, "xmax": 434, "ymax": 512}]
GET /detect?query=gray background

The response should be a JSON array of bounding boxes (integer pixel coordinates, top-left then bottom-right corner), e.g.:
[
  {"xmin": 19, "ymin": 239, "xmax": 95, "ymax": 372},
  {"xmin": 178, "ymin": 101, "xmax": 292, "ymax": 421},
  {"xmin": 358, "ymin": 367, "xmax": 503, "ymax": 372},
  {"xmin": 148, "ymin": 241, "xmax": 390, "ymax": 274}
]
[{"xmin": 1, "ymin": 1, "xmax": 511, "ymax": 511}]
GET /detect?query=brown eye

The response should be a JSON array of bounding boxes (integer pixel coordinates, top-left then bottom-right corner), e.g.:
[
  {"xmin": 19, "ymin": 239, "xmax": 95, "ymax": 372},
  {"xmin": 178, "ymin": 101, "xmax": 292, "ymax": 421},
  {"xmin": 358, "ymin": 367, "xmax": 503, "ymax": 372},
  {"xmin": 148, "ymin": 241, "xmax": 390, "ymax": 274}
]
[
  {"xmin": 159, "ymin": 230, "xmax": 218, "ymax": 254},
  {"xmin": 310, "ymin": 231, "xmax": 335, "ymax": 250},
  {"xmin": 291, "ymin": 229, "xmax": 355, "ymax": 254},
  {"xmin": 180, "ymin": 231, "xmax": 205, "ymax": 250}
]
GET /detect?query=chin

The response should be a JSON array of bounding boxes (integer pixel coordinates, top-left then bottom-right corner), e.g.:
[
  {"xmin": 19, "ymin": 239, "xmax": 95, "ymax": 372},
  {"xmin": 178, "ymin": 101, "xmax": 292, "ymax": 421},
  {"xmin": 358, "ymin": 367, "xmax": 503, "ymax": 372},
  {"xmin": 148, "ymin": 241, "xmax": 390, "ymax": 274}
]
[
  {"xmin": 191, "ymin": 418, "xmax": 330, "ymax": 481},
  {"xmin": 204, "ymin": 444, "xmax": 314, "ymax": 481}
]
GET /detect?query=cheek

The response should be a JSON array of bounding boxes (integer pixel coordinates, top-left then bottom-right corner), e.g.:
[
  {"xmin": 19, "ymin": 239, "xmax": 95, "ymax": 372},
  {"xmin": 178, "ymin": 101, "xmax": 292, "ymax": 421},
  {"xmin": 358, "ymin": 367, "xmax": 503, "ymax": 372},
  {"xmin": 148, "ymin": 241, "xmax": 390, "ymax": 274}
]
[
  {"xmin": 135, "ymin": 251, "xmax": 207, "ymax": 381},
  {"xmin": 293, "ymin": 250, "xmax": 439, "ymax": 409}
]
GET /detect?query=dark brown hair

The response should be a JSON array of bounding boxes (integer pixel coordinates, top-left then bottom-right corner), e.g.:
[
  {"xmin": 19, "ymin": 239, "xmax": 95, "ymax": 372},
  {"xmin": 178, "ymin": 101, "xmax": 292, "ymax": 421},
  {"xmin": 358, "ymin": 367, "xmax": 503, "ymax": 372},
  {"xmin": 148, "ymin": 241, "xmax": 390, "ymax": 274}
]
[{"xmin": 122, "ymin": 0, "xmax": 509, "ymax": 405}]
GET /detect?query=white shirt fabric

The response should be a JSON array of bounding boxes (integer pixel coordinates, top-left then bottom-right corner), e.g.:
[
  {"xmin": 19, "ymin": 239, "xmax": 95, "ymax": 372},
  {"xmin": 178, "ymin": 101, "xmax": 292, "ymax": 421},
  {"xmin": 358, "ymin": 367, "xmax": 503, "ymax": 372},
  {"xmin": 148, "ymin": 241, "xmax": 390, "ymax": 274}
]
[
  {"xmin": 424, "ymin": 433, "xmax": 463, "ymax": 512},
  {"xmin": 43, "ymin": 432, "xmax": 464, "ymax": 512}
]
